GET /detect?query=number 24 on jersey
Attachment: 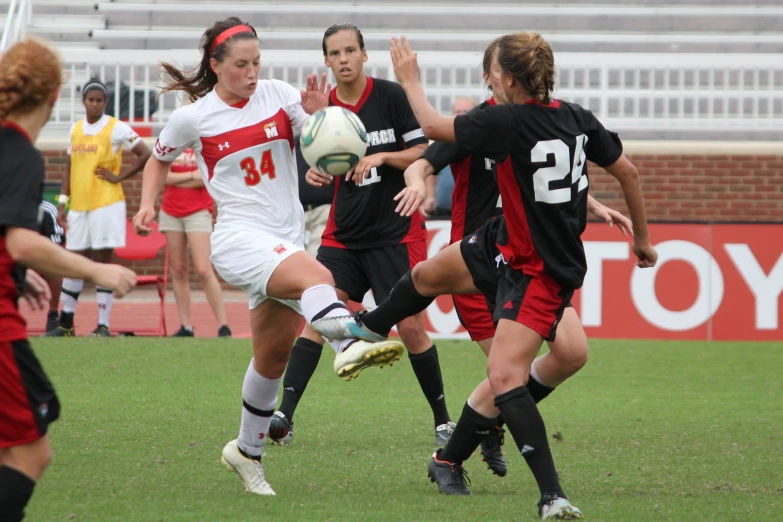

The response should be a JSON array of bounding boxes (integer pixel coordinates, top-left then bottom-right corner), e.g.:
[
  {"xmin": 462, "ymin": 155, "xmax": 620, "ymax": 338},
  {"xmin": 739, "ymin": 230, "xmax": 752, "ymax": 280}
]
[{"xmin": 240, "ymin": 150, "xmax": 276, "ymax": 186}]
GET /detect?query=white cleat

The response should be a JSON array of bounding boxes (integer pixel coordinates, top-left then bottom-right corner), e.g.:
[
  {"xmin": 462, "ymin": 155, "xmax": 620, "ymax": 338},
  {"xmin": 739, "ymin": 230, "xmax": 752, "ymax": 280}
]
[
  {"xmin": 334, "ymin": 340, "xmax": 404, "ymax": 381},
  {"xmin": 311, "ymin": 313, "xmax": 387, "ymax": 343},
  {"xmin": 220, "ymin": 439, "xmax": 276, "ymax": 496},
  {"xmin": 540, "ymin": 496, "xmax": 584, "ymax": 520}
]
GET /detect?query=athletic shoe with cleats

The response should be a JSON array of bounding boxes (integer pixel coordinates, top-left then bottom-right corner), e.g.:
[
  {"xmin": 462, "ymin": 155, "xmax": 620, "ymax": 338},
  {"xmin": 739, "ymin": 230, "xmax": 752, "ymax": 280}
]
[
  {"xmin": 333, "ymin": 340, "xmax": 404, "ymax": 381},
  {"xmin": 311, "ymin": 312, "xmax": 387, "ymax": 343},
  {"xmin": 171, "ymin": 326, "xmax": 194, "ymax": 337},
  {"xmin": 480, "ymin": 425, "xmax": 507, "ymax": 477},
  {"xmin": 427, "ymin": 450, "xmax": 471, "ymax": 496},
  {"xmin": 220, "ymin": 439, "xmax": 276, "ymax": 496},
  {"xmin": 90, "ymin": 325, "xmax": 111, "ymax": 337},
  {"xmin": 218, "ymin": 325, "xmax": 232, "ymax": 337},
  {"xmin": 45, "ymin": 313, "xmax": 59, "ymax": 333},
  {"xmin": 42, "ymin": 325, "xmax": 74, "ymax": 337},
  {"xmin": 539, "ymin": 494, "xmax": 584, "ymax": 520},
  {"xmin": 435, "ymin": 421, "xmax": 456, "ymax": 446},
  {"xmin": 268, "ymin": 411, "xmax": 294, "ymax": 446}
]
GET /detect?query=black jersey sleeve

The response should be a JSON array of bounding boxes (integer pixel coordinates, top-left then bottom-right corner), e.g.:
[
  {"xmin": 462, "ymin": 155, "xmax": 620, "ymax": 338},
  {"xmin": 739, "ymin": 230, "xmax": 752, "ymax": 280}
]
[
  {"xmin": 389, "ymin": 83, "xmax": 429, "ymax": 148},
  {"xmin": 571, "ymin": 105, "xmax": 623, "ymax": 167},
  {"xmin": 453, "ymin": 105, "xmax": 515, "ymax": 161},
  {"xmin": 421, "ymin": 141, "xmax": 465, "ymax": 173},
  {"xmin": 0, "ymin": 153, "xmax": 44, "ymax": 232}
]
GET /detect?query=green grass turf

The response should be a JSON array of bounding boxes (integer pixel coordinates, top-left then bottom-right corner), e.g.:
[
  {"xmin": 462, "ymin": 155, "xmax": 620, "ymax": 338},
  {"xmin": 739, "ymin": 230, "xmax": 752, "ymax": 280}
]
[{"xmin": 25, "ymin": 338, "xmax": 783, "ymax": 521}]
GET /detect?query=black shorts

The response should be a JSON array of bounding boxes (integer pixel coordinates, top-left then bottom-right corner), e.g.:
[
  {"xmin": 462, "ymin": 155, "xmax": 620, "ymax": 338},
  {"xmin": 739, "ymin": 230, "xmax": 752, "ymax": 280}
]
[
  {"xmin": 317, "ymin": 240, "xmax": 427, "ymax": 303},
  {"xmin": 461, "ymin": 217, "xmax": 573, "ymax": 342},
  {"xmin": 0, "ymin": 339, "xmax": 60, "ymax": 448}
]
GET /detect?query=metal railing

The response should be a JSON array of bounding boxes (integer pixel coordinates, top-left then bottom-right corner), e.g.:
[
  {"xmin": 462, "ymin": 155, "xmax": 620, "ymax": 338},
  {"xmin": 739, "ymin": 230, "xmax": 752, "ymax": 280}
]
[
  {"xmin": 0, "ymin": 0, "xmax": 32, "ymax": 51},
  {"xmin": 48, "ymin": 49, "xmax": 783, "ymax": 135}
]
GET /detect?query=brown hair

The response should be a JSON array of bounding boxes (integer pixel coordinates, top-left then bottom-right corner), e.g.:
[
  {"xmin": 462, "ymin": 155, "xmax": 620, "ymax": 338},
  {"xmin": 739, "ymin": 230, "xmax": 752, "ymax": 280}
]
[
  {"xmin": 160, "ymin": 17, "xmax": 258, "ymax": 102},
  {"xmin": 0, "ymin": 38, "xmax": 62, "ymax": 121},
  {"xmin": 496, "ymin": 32, "xmax": 555, "ymax": 104},
  {"xmin": 322, "ymin": 23, "xmax": 365, "ymax": 56}
]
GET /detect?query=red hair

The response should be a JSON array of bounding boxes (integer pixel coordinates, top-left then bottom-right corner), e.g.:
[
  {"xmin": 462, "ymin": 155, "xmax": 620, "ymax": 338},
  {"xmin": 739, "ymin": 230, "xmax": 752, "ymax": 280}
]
[{"xmin": 0, "ymin": 37, "xmax": 62, "ymax": 121}]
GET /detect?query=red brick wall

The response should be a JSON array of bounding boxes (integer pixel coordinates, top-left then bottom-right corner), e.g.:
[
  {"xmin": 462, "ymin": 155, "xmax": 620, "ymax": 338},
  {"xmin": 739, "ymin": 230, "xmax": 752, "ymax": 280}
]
[{"xmin": 41, "ymin": 147, "xmax": 783, "ymax": 289}]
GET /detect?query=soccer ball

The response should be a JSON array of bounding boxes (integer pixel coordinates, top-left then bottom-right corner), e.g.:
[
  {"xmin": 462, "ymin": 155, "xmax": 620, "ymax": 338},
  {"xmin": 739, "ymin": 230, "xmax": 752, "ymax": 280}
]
[{"xmin": 300, "ymin": 106, "xmax": 368, "ymax": 176}]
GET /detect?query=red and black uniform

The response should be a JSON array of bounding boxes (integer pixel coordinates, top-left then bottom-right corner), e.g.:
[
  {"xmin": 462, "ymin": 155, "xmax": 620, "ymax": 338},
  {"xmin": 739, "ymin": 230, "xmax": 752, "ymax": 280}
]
[
  {"xmin": 0, "ymin": 122, "xmax": 60, "ymax": 448},
  {"xmin": 421, "ymin": 99, "xmax": 501, "ymax": 340},
  {"xmin": 455, "ymin": 99, "xmax": 623, "ymax": 341},
  {"xmin": 319, "ymin": 77, "xmax": 429, "ymax": 302}
]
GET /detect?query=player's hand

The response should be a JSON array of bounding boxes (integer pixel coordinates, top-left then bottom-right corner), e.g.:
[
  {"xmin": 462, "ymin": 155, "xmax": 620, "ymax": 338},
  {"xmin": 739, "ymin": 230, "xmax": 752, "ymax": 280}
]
[
  {"xmin": 22, "ymin": 269, "xmax": 51, "ymax": 311},
  {"xmin": 306, "ymin": 167, "xmax": 333, "ymax": 187},
  {"xmin": 589, "ymin": 201, "xmax": 634, "ymax": 237},
  {"xmin": 390, "ymin": 36, "xmax": 420, "ymax": 87},
  {"xmin": 346, "ymin": 154, "xmax": 384, "ymax": 185},
  {"xmin": 633, "ymin": 240, "xmax": 658, "ymax": 268},
  {"xmin": 56, "ymin": 203, "xmax": 68, "ymax": 229},
  {"xmin": 300, "ymin": 73, "xmax": 331, "ymax": 115},
  {"xmin": 420, "ymin": 196, "xmax": 436, "ymax": 218},
  {"xmin": 394, "ymin": 175, "xmax": 427, "ymax": 217},
  {"xmin": 132, "ymin": 206, "xmax": 157, "ymax": 236},
  {"xmin": 95, "ymin": 167, "xmax": 122, "ymax": 184},
  {"xmin": 91, "ymin": 264, "xmax": 137, "ymax": 298}
]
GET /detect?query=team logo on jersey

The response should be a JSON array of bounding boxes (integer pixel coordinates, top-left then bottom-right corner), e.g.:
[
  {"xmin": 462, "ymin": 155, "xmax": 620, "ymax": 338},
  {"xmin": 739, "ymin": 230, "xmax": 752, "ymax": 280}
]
[
  {"xmin": 273, "ymin": 244, "xmax": 287, "ymax": 254},
  {"xmin": 218, "ymin": 142, "xmax": 230, "ymax": 151},
  {"xmin": 39, "ymin": 403, "xmax": 49, "ymax": 418},
  {"xmin": 71, "ymin": 143, "xmax": 99, "ymax": 153},
  {"xmin": 495, "ymin": 253, "xmax": 507, "ymax": 267},
  {"xmin": 484, "ymin": 158, "xmax": 495, "ymax": 171},
  {"xmin": 154, "ymin": 140, "xmax": 175, "ymax": 156},
  {"xmin": 468, "ymin": 234, "xmax": 478, "ymax": 244},
  {"xmin": 264, "ymin": 121, "xmax": 279, "ymax": 139},
  {"xmin": 366, "ymin": 128, "xmax": 396, "ymax": 147}
]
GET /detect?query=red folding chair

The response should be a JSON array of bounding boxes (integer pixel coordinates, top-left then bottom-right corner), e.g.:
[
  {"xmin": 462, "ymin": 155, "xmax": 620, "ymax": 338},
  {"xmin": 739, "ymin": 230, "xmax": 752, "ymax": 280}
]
[{"xmin": 114, "ymin": 219, "xmax": 169, "ymax": 336}]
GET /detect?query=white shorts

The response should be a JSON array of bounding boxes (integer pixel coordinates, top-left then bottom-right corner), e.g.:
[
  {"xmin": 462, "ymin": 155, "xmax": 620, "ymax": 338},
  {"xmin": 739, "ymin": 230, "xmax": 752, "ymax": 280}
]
[
  {"xmin": 66, "ymin": 200, "xmax": 126, "ymax": 251},
  {"xmin": 210, "ymin": 225, "xmax": 303, "ymax": 312}
]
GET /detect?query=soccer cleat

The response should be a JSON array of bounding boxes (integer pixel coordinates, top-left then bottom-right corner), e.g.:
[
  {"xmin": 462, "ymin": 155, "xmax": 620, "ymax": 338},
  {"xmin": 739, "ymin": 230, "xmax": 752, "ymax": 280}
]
[
  {"xmin": 435, "ymin": 421, "xmax": 456, "ymax": 447},
  {"xmin": 45, "ymin": 313, "xmax": 60, "ymax": 333},
  {"xmin": 333, "ymin": 340, "xmax": 404, "ymax": 381},
  {"xmin": 218, "ymin": 325, "xmax": 233, "ymax": 337},
  {"xmin": 42, "ymin": 325, "xmax": 74, "ymax": 337},
  {"xmin": 268, "ymin": 411, "xmax": 294, "ymax": 446},
  {"xmin": 427, "ymin": 450, "xmax": 471, "ymax": 496},
  {"xmin": 171, "ymin": 326, "xmax": 195, "ymax": 337},
  {"xmin": 220, "ymin": 439, "xmax": 276, "ymax": 496},
  {"xmin": 90, "ymin": 325, "xmax": 111, "ymax": 337},
  {"xmin": 311, "ymin": 312, "xmax": 387, "ymax": 343},
  {"xmin": 539, "ymin": 495, "xmax": 584, "ymax": 520},
  {"xmin": 480, "ymin": 425, "xmax": 507, "ymax": 477}
]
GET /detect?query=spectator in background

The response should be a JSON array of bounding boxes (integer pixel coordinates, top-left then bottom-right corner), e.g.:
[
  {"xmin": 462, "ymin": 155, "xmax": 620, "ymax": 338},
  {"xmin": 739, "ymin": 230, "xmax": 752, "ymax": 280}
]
[
  {"xmin": 46, "ymin": 78, "xmax": 151, "ymax": 337},
  {"xmin": 423, "ymin": 97, "xmax": 477, "ymax": 217},
  {"xmin": 296, "ymin": 141, "xmax": 332, "ymax": 257},
  {"xmin": 38, "ymin": 200, "xmax": 65, "ymax": 333},
  {"xmin": 160, "ymin": 148, "xmax": 231, "ymax": 337}
]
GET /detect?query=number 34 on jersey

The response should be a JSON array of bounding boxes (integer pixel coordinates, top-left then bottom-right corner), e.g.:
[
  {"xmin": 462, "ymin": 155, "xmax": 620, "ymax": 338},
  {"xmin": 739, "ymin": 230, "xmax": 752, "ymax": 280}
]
[{"xmin": 240, "ymin": 149, "xmax": 276, "ymax": 186}]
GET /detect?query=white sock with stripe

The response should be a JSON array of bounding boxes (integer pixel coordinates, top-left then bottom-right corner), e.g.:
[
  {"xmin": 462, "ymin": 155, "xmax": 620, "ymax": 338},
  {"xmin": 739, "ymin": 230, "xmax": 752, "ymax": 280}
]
[
  {"xmin": 96, "ymin": 287, "xmax": 113, "ymax": 327},
  {"xmin": 237, "ymin": 359, "xmax": 280, "ymax": 458}
]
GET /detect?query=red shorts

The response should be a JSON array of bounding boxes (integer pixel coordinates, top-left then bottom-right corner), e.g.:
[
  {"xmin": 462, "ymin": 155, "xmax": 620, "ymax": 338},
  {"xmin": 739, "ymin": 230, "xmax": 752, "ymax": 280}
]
[
  {"xmin": 0, "ymin": 340, "xmax": 60, "ymax": 448},
  {"xmin": 452, "ymin": 293, "xmax": 496, "ymax": 341},
  {"xmin": 494, "ymin": 271, "xmax": 572, "ymax": 342}
]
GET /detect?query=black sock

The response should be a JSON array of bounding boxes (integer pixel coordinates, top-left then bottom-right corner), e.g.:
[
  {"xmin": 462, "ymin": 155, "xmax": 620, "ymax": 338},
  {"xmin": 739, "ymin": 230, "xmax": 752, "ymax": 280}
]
[
  {"xmin": 527, "ymin": 375, "xmax": 555, "ymax": 403},
  {"xmin": 59, "ymin": 311, "xmax": 74, "ymax": 329},
  {"xmin": 278, "ymin": 337, "xmax": 324, "ymax": 421},
  {"xmin": 495, "ymin": 386, "xmax": 565, "ymax": 498},
  {"xmin": 46, "ymin": 310, "xmax": 58, "ymax": 321},
  {"xmin": 361, "ymin": 271, "xmax": 435, "ymax": 336},
  {"xmin": 0, "ymin": 466, "xmax": 36, "ymax": 522},
  {"xmin": 439, "ymin": 402, "xmax": 498, "ymax": 463},
  {"xmin": 409, "ymin": 345, "xmax": 450, "ymax": 426}
]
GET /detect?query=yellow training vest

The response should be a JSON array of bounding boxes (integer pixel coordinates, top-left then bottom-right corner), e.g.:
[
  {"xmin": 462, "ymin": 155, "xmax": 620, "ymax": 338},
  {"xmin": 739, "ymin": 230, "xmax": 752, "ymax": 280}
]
[{"xmin": 69, "ymin": 117, "xmax": 124, "ymax": 211}]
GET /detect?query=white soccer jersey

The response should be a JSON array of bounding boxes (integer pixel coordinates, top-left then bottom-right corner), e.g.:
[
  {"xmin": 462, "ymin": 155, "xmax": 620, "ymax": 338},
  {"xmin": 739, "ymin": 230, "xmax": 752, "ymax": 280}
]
[{"xmin": 153, "ymin": 80, "xmax": 310, "ymax": 244}]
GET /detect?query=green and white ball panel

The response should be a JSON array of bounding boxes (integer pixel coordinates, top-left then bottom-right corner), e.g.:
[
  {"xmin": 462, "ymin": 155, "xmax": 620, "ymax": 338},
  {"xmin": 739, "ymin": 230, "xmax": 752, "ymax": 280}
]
[{"xmin": 300, "ymin": 106, "xmax": 368, "ymax": 176}]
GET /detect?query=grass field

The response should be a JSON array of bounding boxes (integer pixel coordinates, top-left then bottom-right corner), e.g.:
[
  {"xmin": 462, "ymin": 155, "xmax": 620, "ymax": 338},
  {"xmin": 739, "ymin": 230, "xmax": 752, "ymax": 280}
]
[{"xmin": 26, "ymin": 338, "xmax": 782, "ymax": 522}]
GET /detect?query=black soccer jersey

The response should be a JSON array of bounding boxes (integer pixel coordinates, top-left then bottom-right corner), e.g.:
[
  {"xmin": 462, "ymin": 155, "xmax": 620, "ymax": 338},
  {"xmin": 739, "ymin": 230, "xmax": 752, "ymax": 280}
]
[
  {"xmin": 0, "ymin": 122, "xmax": 45, "ymax": 342},
  {"xmin": 422, "ymin": 99, "xmax": 502, "ymax": 245},
  {"xmin": 321, "ymin": 77, "xmax": 429, "ymax": 249},
  {"xmin": 454, "ymin": 99, "xmax": 623, "ymax": 289},
  {"xmin": 39, "ymin": 201, "xmax": 65, "ymax": 245}
]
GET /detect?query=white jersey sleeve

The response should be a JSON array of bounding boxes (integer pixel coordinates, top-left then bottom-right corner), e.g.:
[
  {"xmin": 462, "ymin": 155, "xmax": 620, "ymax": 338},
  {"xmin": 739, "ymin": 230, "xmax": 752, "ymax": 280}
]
[
  {"xmin": 153, "ymin": 105, "xmax": 199, "ymax": 162},
  {"xmin": 66, "ymin": 122, "xmax": 76, "ymax": 155},
  {"xmin": 110, "ymin": 120, "xmax": 142, "ymax": 155},
  {"xmin": 272, "ymin": 80, "xmax": 309, "ymax": 136}
]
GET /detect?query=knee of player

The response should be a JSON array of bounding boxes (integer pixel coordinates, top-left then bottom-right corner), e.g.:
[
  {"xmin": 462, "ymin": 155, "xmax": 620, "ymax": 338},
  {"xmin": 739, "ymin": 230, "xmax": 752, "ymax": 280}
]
[
  {"xmin": 194, "ymin": 263, "xmax": 214, "ymax": 281},
  {"xmin": 308, "ymin": 263, "xmax": 335, "ymax": 287},
  {"xmin": 410, "ymin": 262, "xmax": 440, "ymax": 296},
  {"xmin": 171, "ymin": 260, "xmax": 189, "ymax": 279},
  {"xmin": 555, "ymin": 337, "xmax": 589, "ymax": 375},
  {"xmin": 486, "ymin": 361, "xmax": 529, "ymax": 396}
]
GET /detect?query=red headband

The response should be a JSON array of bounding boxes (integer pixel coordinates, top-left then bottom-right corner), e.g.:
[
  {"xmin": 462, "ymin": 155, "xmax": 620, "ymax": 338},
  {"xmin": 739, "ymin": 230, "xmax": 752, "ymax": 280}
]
[{"xmin": 210, "ymin": 24, "xmax": 254, "ymax": 55}]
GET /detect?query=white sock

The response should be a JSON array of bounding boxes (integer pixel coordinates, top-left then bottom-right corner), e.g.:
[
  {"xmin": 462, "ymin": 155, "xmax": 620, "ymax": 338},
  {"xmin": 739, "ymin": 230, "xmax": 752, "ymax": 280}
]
[
  {"xmin": 96, "ymin": 287, "xmax": 113, "ymax": 327},
  {"xmin": 300, "ymin": 284, "xmax": 350, "ymax": 324},
  {"xmin": 530, "ymin": 359, "xmax": 554, "ymax": 388},
  {"xmin": 237, "ymin": 359, "xmax": 280, "ymax": 458},
  {"xmin": 61, "ymin": 278, "xmax": 83, "ymax": 313}
]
